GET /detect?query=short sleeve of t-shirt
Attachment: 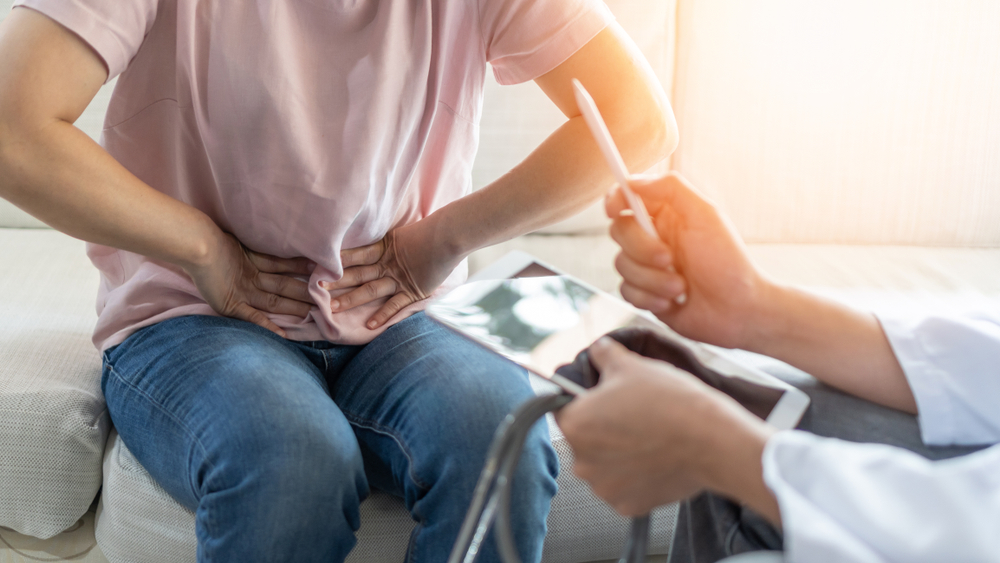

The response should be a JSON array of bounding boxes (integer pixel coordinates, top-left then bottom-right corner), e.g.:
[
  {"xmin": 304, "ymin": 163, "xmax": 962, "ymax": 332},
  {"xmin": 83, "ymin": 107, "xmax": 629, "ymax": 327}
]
[
  {"xmin": 479, "ymin": 0, "xmax": 614, "ymax": 85},
  {"xmin": 13, "ymin": 0, "xmax": 158, "ymax": 80}
]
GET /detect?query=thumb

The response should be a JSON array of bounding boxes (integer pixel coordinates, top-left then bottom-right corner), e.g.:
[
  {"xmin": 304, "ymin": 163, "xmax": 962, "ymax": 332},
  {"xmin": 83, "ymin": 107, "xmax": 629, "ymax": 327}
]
[
  {"xmin": 630, "ymin": 172, "xmax": 715, "ymax": 220},
  {"xmin": 588, "ymin": 337, "xmax": 635, "ymax": 381}
]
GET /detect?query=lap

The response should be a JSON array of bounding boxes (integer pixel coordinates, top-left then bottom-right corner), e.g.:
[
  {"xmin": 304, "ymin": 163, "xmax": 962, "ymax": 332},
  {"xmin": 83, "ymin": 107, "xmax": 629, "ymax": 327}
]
[
  {"xmin": 102, "ymin": 315, "xmax": 359, "ymax": 509},
  {"xmin": 102, "ymin": 313, "xmax": 549, "ymax": 511},
  {"xmin": 329, "ymin": 312, "xmax": 550, "ymax": 500}
]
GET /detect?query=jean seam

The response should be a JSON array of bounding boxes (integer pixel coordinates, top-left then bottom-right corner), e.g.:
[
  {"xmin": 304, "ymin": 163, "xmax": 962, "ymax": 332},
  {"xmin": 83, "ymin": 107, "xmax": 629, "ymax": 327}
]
[
  {"xmin": 105, "ymin": 362, "xmax": 217, "ymax": 503},
  {"xmin": 406, "ymin": 521, "xmax": 423, "ymax": 563},
  {"xmin": 342, "ymin": 413, "xmax": 432, "ymax": 492}
]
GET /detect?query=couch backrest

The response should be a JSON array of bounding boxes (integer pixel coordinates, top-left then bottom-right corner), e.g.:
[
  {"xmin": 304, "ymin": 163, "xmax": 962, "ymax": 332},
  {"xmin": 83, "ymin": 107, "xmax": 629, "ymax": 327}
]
[{"xmin": 670, "ymin": 0, "xmax": 1000, "ymax": 245}]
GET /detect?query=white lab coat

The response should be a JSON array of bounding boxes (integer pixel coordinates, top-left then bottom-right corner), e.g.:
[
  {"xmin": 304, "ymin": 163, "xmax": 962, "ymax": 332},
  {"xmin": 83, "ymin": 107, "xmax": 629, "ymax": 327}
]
[{"xmin": 762, "ymin": 312, "xmax": 1000, "ymax": 563}]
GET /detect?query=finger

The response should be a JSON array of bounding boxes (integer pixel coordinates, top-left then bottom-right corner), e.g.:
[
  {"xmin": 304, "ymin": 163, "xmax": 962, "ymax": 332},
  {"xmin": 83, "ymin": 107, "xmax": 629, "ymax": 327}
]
[
  {"xmin": 365, "ymin": 292, "xmax": 415, "ymax": 330},
  {"xmin": 340, "ymin": 241, "xmax": 385, "ymax": 268},
  {"xmin": 615, "ymin": 253, "xmax": 686, "ymax": 301},
  {"xmin": 630, "ymin": 173, "xmax": 715, "ymax": 220},
  {"xmin": 248, "ymin": 288, "xmax": 315, "ymax": 318},
  {"xmin": 231, "ymin": 302, "xmax": 287, "ymax": 338},
  {"xmin": 605, "ymin": 185, "xmax": 627, "ymax": 218},
  {"xmin": 330, "ymin": 277, "xmax": 397, "ymax": 312},
  {"xmin": 619, "ymin": 282, "xmax": 673, "ymax": 315},
  {"xmin": 320, "ymin": 263, "xmax": 383, "ymax": 291},
  {"xmin": 255, "ymin": 273, "xmax": 313, "ymax": 303},
  {"xmin": 587, "ymin": 336, "xmax": 637, "ymax": 378},
  {"xmin": 247, "ymin": 252, "xmax": 316, "ymax": 276},
  {"xmin": 610, "ymin": 218, "xmax": 674, "ymax": 270}
]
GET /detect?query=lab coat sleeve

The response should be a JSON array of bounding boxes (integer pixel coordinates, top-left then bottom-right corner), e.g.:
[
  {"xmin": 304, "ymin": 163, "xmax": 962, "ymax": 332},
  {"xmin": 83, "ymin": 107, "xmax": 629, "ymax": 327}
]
[
  {"xmin": 877, "ymin": 312, "xmax": 1000, "ymax": 446},
  {"xmin": 763, "ymin": 431, "xmax": 1000, "ymax": 563}
]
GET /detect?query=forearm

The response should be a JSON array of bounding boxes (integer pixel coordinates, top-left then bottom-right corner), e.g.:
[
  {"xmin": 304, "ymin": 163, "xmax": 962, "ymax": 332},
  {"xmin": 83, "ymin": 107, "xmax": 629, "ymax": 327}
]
[
  {"xmin": 747, "ymin": 282, "xmax": 917, "ymax": 414},
  {"xmin": 0, "ymin": 120, "xmax": 222, "ymax": 271},
  {"xmin": 424, "ymin": 109, "xmax": 669, "ymax": 262},
  {"xmin": 697, "ymin": 395, "xmax": 783, "ymax": 527}
]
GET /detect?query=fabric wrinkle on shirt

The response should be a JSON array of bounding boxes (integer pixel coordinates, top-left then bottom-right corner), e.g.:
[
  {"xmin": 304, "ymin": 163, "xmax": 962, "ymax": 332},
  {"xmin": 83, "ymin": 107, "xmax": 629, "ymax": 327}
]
[{"xmin": 14, "ymin": 0, "xmax": 614, "ymax": 350}]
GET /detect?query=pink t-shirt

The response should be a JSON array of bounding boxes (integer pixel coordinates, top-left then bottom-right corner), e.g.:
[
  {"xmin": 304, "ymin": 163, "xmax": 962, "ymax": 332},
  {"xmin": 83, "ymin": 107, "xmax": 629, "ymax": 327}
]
[{"xmin": 15, "ymin": 0, "xmax": 613, "ymax": 351}]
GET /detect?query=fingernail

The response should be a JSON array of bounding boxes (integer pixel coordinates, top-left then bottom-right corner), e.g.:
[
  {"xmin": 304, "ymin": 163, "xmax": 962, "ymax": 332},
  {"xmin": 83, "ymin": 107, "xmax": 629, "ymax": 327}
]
[
  {"xmin": 320, "ymin": 281, "xmax": 331, "ymax": 289},
  {"xmin": 654, "ymin": 253, "xmax": 672, "ymax": 268},
  {"xmin": 652, "ymin": 298, "xmax": 671, "ymax": 311},
  {"xmin": 307, "ymin": 262, "xmax": 317, "ymax": 273},
  {"xmin": 594, "ymin": 336, "xmax": 613, "ymax": 348},
  {"xmin": 330, "ymin": 299, "xmax": 339, "ymax": 311},
  {"xmin": 367, "ymin": 320, "xmax": 378, "ymax": 329}
]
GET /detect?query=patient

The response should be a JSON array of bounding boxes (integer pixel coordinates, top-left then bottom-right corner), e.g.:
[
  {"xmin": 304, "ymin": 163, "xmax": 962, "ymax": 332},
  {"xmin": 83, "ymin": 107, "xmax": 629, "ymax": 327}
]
[
  {"xmin": 0, "ymin": 1, "xmax": 677, "ymax": 561},
  {"xmin": 556, "ymin": 173, "xmax": 998, "ymax": 562}
]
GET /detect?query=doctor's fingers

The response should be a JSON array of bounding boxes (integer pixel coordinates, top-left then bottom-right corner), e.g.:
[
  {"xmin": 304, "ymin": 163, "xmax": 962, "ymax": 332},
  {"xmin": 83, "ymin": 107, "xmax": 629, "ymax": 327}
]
[
  {"xmin": 615, "ymin": 252, "xmax": 686, "ymax": 303},
  {"xmin": 610, "ymin": 215, "xmax": 673, "ymax": 270}
]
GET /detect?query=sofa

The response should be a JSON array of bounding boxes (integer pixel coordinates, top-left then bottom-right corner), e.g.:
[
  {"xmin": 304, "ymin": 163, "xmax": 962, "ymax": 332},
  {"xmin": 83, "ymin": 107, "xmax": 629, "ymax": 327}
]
[{"xmin": 4, "ymin": 0, "xmax": 1000, "ymax": 562}]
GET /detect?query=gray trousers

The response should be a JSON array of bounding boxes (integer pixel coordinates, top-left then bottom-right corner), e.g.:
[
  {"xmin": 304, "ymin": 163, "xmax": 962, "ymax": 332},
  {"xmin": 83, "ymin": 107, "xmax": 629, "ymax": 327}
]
[{"xmin": 668, "ymin": 366, "xmax": 988, "ymax": 563}]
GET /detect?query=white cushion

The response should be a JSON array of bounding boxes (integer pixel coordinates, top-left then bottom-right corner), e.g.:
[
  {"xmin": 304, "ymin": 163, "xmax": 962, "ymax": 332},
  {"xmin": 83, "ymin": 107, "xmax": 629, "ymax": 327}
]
[
  {"xmin": 670, "ymin": 0, "xmax": 1000, "ymax": 245},
  {"xmin": 95, "ymin": 421, "xmax": 678, "ymax": 563},
  {"xmin": 0, "ymin": 229, "xmax": 107, "ymax": 539}
]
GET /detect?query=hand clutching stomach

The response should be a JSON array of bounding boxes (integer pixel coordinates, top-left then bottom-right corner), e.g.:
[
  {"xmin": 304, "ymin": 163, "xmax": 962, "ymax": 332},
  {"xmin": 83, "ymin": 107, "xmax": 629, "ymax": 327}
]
[{"xmin": 321, "ymin": 220, "xmax": 460, "ymax": 330}]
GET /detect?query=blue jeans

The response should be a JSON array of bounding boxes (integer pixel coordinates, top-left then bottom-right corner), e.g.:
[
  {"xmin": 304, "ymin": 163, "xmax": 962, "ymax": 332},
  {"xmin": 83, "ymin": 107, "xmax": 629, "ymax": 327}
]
[{"xmin": 101, "ymin": 313, "xmax": 558, "ymax": 563}]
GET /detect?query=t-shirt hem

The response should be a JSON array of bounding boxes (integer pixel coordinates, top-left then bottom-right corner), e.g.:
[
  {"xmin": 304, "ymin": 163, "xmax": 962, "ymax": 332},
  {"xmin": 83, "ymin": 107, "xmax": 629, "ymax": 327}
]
[{"xmin": 491, "ymin": 6, "xmax": 614, "ymax": 85}]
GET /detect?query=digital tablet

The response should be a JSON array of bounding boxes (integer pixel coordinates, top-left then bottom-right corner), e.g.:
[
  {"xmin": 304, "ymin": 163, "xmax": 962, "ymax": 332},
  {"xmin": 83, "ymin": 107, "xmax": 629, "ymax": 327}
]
[{"xmin": 426, "ymin": 251, "xmax": 810, "ymax": 429}]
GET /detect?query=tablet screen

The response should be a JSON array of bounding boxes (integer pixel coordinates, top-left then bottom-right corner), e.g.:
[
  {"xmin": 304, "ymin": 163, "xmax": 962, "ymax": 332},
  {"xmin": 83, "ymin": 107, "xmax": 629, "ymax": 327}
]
[{"xmin": 428, "ymin": 272, "xmax": 662, "ymax": 381}]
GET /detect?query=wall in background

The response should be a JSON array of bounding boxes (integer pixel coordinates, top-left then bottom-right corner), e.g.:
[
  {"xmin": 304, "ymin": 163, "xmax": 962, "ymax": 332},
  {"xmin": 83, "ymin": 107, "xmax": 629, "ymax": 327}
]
[{"xmin": 671, "ymin": 0, "xmax": 1000, "ymax": 245}]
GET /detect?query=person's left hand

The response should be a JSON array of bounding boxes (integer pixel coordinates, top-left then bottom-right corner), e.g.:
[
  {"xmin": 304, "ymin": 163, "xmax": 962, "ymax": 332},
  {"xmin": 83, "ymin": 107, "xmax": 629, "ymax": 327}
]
[
  {"xmin": 555, "ymin": 337, "xmax": 773, "ymax": 516},
  {"xmin": 321, "ymin": 220, "xmax": 459, "ymax": 329}
]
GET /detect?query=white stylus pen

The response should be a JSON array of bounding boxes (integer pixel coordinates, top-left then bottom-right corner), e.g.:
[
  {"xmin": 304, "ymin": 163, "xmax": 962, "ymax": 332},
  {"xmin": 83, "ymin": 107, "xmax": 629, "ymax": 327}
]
[
  {"xmin": 573, "ymin": 79, "xmax": 687, "ymax": 304},
  {"xmin": 572, "ymin": 79, "xmax": 658, "ymax": 239}
]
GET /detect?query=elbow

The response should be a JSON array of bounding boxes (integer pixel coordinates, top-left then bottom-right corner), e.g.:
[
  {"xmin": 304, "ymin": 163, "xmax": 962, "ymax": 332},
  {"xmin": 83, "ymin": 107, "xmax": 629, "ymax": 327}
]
[{"xmin": 614, "ymin": 91, "xmax": 679, "ymax": 175}]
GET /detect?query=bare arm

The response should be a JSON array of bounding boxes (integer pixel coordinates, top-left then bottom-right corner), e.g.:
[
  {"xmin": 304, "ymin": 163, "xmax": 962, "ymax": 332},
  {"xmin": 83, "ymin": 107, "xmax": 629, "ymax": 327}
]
[
  {"xmin": 607, "ymin": 173, "xmax": 917, "ymax": 414},
  {"xmin": 0, "ymin": 8, "xmax": 218, "ymax": 268},
  {"xmin": 331, "ymin": 23, "xmax": 679, "ymax": 328},
  {"xmin": 427, "ymin": 23, "xmax": 676, "ymax": 257},
  {"xmin": 0, "ymin": 9, "xmax": 314, "ymax": 335}
]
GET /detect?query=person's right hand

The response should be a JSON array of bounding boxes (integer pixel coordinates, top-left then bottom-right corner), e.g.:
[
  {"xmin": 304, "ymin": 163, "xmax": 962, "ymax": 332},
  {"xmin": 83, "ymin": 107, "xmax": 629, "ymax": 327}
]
[
  {"xmin": 183, "ymin": 232, "xmax": 316, "ymax": 337},
  {"xmin": 606, "ymin": 173, "xmax": 772, "ymax": 350}
]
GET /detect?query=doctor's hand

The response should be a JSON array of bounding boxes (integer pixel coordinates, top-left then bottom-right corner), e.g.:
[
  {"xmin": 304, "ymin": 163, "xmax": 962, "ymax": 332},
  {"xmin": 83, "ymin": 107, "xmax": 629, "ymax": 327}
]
[
  {"xmin": 322, "ymin": 220, "xmax": 459, "ymax": 329},
  {"xmin": 607, "ymin": 173, "xmax": 772, "ymax": 350},
  {"xmin": 555, "ymin": 337, "xmax": 779, "ymax": 523}
]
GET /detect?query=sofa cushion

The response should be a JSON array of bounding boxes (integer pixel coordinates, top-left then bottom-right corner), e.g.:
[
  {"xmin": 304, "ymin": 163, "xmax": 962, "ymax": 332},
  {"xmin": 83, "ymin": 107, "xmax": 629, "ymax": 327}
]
[
  {"xmin": 0, "ymin": 229, "xmax": 107, "ymax": 539},
  {"xmin": 95, "ymin": 425, "xmax": 679, "ymax": 563}
]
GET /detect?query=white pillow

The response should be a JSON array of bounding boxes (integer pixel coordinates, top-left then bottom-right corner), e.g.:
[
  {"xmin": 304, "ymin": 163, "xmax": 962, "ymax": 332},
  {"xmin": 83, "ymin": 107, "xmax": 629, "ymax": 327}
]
[{"xmin": 0, "ymin": 230, "xmax": 108, "ymax": 539}]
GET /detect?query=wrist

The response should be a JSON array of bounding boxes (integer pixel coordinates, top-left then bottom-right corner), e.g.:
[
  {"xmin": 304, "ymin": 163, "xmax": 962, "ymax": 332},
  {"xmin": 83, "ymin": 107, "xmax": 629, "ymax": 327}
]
[
  {"xmin": 177, "ymin": 213, "xmax": 226, "ymax": 274},
  {"xmin": 697, "ymin": 398, "xmax": 781, "ymax": 523},
  {"xmin": 418, "ymin": 209, "xmax": 473, "ymax": 265},
  {"xmin": 740, "ymin": 278, "xmax": 798, "ymax": 356}
]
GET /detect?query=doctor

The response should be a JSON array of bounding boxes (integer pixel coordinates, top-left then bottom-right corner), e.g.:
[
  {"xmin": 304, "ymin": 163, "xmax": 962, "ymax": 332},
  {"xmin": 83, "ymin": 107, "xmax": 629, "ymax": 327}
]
[{"xmin": 556, "ymin": 173, "xmax": 999, "ymax": 562}]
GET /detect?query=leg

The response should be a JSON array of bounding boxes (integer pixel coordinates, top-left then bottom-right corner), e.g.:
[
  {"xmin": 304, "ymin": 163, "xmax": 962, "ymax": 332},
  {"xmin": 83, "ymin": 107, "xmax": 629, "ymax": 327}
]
[
  {"xmin": 102, "ymin": 315, "xmax": 369, "ymax": 563},
  {"xmin": 669, "ymin": 368, "xmax": 988, "ymax": 563},
  {"xmin": 329, "ymin": 313, "xmax": 559, "ymax": 563}
]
